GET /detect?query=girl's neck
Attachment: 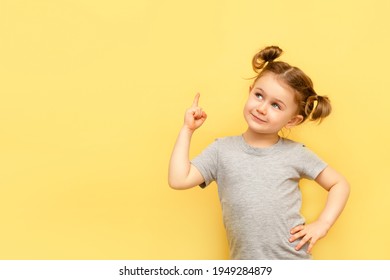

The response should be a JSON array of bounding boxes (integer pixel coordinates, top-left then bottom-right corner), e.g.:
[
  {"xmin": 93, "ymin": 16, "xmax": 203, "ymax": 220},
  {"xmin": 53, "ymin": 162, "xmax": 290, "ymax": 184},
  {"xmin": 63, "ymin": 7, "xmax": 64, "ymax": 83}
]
[{"xmin": 242, "ymin": 129, "xmax": 280, "ymax": 148}]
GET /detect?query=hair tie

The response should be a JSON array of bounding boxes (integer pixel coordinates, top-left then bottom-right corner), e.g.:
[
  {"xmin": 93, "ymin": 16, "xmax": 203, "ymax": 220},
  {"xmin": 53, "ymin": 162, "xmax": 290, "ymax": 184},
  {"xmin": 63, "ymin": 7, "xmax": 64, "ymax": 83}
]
[{"xmin": 312, "ymin": 99, "xmax": 318, "ymax": 112}]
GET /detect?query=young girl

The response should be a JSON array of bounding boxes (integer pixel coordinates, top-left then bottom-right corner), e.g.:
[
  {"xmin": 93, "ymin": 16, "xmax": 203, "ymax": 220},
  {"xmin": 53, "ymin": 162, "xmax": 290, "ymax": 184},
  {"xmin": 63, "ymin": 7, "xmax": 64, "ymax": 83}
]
[{"xmin": 168, "ymin": 46, "xmax": 350, "ymax": 260}]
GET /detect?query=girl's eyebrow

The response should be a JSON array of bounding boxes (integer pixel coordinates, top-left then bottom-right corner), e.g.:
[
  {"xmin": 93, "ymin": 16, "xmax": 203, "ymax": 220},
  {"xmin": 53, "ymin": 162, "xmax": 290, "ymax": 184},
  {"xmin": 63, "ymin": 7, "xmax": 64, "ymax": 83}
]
[
  {"xmin": 254, "ymin": 87, "xmax": 287, "ymax": 107},
  {"xmin": 255, "ymin": 87, "xmax": 265, "ymax": 94}
]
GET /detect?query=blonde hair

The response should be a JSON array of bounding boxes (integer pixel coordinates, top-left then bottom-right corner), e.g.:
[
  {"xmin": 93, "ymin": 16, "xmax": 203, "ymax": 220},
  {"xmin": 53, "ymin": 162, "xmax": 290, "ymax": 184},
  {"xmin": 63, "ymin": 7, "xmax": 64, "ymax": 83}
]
[{"xmin": 252, "ymin": 46, "xmax": 331, "ymax": 122}]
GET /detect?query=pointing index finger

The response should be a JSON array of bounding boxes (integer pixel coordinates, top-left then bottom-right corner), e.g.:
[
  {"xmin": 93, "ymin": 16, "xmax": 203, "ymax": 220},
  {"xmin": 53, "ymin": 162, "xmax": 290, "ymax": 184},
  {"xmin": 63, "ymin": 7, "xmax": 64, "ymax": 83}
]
[{"xmin": 192, "ymin": 93, "xmax": 200, "ymax": 107}]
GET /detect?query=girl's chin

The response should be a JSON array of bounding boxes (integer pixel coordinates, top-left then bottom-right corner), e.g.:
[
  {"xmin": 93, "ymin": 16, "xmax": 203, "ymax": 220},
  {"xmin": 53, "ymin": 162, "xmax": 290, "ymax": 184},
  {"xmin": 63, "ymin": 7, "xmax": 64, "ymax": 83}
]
[{"xmin": 245, "ymin": 127, "xmax": 279, "ymax": 136}]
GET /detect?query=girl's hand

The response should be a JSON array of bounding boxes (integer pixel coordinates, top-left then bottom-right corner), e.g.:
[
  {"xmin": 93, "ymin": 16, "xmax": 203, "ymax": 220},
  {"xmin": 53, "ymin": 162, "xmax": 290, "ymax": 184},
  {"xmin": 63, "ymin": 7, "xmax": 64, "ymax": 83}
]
[
  {"xmin": 289, "ymin": 220, "xmax": 330, "ymax": 253},
  {"xmin": 183, "ymin": 93, "xmax": 207, "ymax": 131}
]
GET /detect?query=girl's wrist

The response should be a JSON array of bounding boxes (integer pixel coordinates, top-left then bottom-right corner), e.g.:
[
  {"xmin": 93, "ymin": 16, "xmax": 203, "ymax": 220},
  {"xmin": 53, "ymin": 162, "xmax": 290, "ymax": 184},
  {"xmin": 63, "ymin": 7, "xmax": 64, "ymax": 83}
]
[
  {"xmin": 317, "ymin": 218, "xmax": 332, "ymax": 232},
  {"xmin": 181, "ymin": 125, "xmax": 196, "ymax": 135}
]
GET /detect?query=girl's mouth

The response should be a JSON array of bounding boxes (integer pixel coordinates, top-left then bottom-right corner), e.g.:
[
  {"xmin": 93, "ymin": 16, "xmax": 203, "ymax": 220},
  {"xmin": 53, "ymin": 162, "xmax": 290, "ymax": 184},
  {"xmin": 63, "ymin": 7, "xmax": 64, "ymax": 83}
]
[{"xmin": 251, "ymin": 113, "xmax": 267, "ymax": 123}]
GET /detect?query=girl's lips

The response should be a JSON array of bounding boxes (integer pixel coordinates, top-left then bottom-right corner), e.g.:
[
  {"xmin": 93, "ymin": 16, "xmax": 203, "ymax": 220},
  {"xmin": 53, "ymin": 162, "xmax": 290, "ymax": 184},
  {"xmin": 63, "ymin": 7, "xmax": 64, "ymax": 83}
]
[{"xmin": 251, "ymin": 113, "xmax": 267, "ymax": 123}]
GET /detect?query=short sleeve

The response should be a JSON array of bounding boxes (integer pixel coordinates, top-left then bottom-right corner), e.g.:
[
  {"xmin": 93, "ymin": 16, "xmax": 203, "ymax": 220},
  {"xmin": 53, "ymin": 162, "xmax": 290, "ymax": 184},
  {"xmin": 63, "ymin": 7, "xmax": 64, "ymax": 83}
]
[
  {"xmin": 191, "ymin": 139, "xmax": 219, "ymax": 188},
  {"xmin": 297, "ymin": 145, "xmax": 328, "ymax": 180}
]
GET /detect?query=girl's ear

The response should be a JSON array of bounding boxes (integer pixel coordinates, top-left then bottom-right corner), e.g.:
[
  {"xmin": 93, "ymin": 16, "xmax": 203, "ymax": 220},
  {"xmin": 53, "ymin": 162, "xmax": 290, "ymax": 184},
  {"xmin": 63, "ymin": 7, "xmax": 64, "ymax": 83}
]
[{"xmin": 285, "ymin": 115, "xmax": 304, "ymax": 128}]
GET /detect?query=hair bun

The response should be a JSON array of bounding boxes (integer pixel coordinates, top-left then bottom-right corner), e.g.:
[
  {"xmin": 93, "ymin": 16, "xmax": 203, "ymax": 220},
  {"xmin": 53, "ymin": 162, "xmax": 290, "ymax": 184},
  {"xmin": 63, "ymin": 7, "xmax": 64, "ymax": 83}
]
[
  {"xmin": 252, "ymin": 45, "xmax": 283, "ymax": 73},
  {"xmin": 260, "ymin": 46, "xmax": 283, "ymax": 62}
]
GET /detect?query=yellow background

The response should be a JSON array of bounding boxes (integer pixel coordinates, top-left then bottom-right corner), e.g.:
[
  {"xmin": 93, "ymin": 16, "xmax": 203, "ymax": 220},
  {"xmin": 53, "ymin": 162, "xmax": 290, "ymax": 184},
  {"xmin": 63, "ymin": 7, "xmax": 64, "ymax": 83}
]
[{"xmin": 0, "ymin": 0, "xmax": 389, "ymax": 259}]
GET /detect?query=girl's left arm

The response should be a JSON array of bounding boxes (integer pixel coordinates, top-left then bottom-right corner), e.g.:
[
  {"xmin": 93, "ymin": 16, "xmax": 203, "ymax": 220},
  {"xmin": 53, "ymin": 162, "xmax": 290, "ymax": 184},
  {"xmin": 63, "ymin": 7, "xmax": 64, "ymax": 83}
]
[{"xmin": 289, "ymin": 166, "xmax": 350, "ymax": 253}]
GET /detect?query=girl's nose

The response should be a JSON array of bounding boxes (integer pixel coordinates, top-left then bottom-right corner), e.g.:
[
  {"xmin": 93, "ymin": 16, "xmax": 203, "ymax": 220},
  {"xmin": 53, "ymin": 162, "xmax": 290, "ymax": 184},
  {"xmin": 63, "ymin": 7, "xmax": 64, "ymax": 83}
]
[{"xmin": 257, "ymin": 103, "xmax": 267, "ymax": 115}]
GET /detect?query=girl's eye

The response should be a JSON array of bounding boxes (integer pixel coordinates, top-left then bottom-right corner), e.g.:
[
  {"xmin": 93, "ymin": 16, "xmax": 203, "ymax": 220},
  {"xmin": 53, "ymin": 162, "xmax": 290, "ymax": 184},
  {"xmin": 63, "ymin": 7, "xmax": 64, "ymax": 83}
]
[
  {"xmin": 255, "ymin": 93, "xmax": 263, "ymax": 99},
  {"xmin": 272, "ymin": 103, "xmax": 281, "ymax": 110}
]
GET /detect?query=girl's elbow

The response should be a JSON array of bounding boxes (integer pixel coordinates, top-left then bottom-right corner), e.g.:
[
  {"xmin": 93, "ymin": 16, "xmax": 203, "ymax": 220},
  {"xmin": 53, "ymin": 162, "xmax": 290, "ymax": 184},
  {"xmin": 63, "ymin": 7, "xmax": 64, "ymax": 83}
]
[
  {"xmin": 168, "ymin": 179, "xmax": 179, "ymax": 189},
  {"xmin": 168, "ymin": 179, "xmax": 190, "ymax": 190},
  {"xmin": 334, "ymin": 177, "xmax": 351, "ymax": 197},
  {"xmin": 344, "ymin": 179, "xmax": 351, "ymax": 195},
  {"xmin": 168, "ymin": 182, "xmax": 182, "ymax": 190}
]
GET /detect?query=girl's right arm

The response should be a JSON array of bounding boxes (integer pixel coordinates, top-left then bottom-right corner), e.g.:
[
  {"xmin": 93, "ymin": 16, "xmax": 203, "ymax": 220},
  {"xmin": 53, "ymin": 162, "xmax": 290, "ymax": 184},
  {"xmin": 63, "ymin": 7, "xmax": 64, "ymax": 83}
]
[{"xmin": 168, "ymin": 94, "xmax": 207, "ymax": 190}]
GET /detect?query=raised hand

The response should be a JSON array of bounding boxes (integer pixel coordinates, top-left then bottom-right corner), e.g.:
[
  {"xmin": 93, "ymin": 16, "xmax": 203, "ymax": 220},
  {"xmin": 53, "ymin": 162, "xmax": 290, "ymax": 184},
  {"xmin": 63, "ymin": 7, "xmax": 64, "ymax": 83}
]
[{"xmin": 183, "ymin": 93, "xmax": 207, "ymax": 131}]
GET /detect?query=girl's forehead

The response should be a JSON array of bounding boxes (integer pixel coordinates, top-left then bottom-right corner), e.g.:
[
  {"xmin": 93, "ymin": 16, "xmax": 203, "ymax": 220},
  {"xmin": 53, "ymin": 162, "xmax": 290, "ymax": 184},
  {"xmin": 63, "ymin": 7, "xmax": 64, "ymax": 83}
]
[{"xmin": 254, "ymin": 73, "xmax": 295, "ymax": 98}]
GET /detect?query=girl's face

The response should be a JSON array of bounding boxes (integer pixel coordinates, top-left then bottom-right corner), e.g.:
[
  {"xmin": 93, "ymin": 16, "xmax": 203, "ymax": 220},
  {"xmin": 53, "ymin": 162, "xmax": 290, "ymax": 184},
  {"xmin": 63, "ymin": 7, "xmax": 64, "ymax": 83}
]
[{"xmin": 243, "ymin": 72, "xmax": 303, "ymax": 136}]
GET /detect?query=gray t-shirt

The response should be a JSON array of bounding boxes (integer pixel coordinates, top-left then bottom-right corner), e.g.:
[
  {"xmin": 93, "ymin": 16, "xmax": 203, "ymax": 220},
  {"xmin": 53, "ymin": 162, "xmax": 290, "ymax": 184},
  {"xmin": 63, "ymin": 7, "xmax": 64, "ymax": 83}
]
[{"xmin": 191, "ymin": 135, "xmax": 327, "ymax": 260}]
